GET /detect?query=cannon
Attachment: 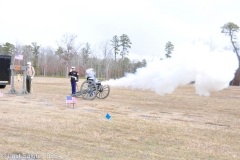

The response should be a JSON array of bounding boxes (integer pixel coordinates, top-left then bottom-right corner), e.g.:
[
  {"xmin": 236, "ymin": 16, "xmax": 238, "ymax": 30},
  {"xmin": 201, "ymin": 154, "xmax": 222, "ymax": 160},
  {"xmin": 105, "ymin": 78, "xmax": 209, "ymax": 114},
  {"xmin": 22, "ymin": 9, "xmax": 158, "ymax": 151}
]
[{"xmin": 73, "ymin": 79, "xmax": 110, "ymax": 100}]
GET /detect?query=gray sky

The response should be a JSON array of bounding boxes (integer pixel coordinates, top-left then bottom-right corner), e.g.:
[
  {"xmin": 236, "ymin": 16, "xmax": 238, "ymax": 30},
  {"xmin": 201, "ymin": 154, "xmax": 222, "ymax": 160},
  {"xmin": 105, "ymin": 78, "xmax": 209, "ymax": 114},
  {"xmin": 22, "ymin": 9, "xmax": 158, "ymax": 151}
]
[{"xmin": 0, "ymin": 0, "xmax": 239, "ymax": 61}]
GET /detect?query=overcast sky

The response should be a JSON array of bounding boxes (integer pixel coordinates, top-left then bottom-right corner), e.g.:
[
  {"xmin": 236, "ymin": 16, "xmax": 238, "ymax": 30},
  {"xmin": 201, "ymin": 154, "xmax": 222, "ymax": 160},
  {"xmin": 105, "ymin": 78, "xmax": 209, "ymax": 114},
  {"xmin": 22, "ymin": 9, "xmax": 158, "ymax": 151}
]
[{"xmin": 0, "ymin": 0, "xmax": 239, "ymax": 61}]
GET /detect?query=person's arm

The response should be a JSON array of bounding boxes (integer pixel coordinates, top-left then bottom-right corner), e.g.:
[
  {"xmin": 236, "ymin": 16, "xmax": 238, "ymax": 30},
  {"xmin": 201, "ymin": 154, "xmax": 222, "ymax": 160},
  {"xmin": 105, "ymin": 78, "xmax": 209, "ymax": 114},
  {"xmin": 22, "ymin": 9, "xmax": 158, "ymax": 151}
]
[
  {"xmin": 76, "ymin": 73, "xmax": 79, "ymax": 82},
  {"xmin": 31, "ymin": 67, "xmax": 35, "ymax": 79},
  {"xmin": 69, "ymin": 69, "xmax": 72, "ymax": 76}
]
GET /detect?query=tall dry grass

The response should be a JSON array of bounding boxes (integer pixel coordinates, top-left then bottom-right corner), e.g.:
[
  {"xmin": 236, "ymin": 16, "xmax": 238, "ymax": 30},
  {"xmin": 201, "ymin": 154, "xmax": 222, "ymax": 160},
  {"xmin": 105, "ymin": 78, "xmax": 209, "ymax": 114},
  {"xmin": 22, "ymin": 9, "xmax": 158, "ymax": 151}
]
[{"xmin": 0, "ymin": 77, "xmax": 240, "ymax": 160}]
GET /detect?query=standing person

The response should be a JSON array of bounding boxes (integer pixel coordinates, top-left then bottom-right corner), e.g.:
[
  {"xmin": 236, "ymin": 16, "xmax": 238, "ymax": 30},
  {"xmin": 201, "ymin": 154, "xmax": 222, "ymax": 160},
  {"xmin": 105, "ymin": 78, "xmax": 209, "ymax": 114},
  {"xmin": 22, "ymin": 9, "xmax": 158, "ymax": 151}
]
[
  {"xmin": 69, "ymin": 66, "xmax": 79, "ymax": 95},
  {"xmin": 26, "ymin": 62, "xmax": 35, "ymax": 93}
]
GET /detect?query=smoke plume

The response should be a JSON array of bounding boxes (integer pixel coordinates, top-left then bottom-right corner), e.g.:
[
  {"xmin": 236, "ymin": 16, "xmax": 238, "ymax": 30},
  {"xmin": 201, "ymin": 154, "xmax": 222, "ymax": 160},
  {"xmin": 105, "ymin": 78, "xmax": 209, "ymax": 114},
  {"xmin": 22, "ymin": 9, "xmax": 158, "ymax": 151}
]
[{"xmin": 102, "ymin": 42, "xmax": 238, "ymax": 96}]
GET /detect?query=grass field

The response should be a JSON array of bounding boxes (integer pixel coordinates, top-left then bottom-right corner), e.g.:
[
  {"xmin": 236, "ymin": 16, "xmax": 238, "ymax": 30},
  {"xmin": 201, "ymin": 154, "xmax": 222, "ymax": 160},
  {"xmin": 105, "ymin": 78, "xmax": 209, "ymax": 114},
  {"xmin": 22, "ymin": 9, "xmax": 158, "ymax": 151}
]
[{"xmin": 0, "ymin": 77, "xmax": 240, "ymax": 160}]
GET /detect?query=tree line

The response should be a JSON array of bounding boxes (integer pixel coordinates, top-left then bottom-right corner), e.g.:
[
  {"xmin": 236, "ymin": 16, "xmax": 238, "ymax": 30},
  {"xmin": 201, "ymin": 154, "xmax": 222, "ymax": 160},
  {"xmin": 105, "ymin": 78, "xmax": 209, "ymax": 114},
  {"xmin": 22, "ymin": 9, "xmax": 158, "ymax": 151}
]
[
  {"xmin": 0, "ymin": 34, "xmax": 146, "ymax": 80},
  {"xmin": 1, "ymin": 22, "xmax": 239, "ymax": 84}
]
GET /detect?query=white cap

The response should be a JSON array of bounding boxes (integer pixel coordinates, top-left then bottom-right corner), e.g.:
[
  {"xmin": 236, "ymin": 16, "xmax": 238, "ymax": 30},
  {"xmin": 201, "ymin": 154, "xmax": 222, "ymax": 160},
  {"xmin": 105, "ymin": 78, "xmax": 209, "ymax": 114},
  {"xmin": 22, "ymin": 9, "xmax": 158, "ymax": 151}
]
[
  {"xmin": 71, "ymin": 66, "xmax": 76, "ymax": 69},
  {"xmin": 27, "ymin": 62, "xmax": 31, "ymax": 65},
  {"xmin": 86, "ymin": 68, "xmax": 94, "ymax": 74}
]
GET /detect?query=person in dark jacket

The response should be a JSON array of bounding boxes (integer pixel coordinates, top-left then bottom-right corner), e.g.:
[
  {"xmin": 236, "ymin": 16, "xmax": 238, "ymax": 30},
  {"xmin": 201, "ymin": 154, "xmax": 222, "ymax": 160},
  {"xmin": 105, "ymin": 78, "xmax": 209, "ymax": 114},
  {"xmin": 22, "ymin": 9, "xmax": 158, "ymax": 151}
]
[{"xmin": 69, "ymin": 66, "xmax": 79, "ymax": 95}]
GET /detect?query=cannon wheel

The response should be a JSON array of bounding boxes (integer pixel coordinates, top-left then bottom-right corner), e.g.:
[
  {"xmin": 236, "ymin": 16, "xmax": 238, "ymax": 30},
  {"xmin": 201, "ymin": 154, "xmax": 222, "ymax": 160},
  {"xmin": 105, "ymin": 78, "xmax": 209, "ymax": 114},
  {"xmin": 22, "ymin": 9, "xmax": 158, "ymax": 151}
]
[
  {"xmin": 80, "ymin": 80, "xmax": 97, "ymax": 100},
  {"xmin": 97, "ymin": 85, "xmax": 110, "ymax": 99}
]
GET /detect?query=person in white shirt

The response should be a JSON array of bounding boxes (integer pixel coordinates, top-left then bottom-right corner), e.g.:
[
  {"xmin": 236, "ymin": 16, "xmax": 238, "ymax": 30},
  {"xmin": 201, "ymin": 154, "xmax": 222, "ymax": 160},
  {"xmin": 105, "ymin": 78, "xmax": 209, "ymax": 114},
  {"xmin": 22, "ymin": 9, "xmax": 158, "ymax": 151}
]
[{"xmin": 26, "ymin": 62, "xmax": 35, "ymax": 93}]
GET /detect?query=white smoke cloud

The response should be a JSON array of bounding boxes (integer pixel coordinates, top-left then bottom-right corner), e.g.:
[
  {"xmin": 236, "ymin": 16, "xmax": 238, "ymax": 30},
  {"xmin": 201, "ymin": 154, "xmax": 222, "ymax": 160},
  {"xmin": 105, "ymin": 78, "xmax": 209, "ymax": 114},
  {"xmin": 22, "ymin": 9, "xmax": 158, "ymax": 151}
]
[{"xmin": 102, "ymin": 41, "xmax": 238, "ymax": 96}]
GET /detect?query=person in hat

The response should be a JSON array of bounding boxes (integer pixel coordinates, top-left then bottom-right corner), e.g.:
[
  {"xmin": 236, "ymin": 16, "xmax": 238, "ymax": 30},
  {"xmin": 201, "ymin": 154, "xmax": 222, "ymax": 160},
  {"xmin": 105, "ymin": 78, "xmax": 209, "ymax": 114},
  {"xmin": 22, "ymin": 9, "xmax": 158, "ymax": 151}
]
[
  {"xmin": 85, "ymin": 68, "xmax": 97, "ymax": 82},
  {"xmin": 26, "ymin": 62, "xmax": 35, "ymax": 93},
  {"xmin": 85, "ymin": 68, "xmax": 98, "ymax": 97},
  {"xmin": 69, "ymin": 66, "xmax": 79, "ymax": 95}
]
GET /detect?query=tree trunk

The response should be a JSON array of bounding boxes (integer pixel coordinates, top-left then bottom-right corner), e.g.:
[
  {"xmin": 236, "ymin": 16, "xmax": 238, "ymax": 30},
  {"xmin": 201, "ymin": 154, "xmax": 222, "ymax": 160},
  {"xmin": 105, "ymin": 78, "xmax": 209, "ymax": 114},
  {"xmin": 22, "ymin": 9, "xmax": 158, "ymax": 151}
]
[
  {"xmin": 66, "ymin": 66, "xmax": 69, "ymax": 78},
  {"xmin": 231, "ymin": 67, "xmax": 240, "ymax": 86},
  {"xmin": 230, "ymin": 34, "xmax": 240, "ymax": 86}
]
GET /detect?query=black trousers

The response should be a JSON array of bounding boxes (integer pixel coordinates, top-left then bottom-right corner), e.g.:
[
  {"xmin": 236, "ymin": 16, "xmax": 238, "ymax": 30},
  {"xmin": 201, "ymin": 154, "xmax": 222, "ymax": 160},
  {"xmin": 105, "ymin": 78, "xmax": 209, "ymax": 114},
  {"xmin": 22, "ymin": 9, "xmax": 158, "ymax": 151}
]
[{"xmin": 26, "ymin": 76, "xmax": 31, "ymax": 93}]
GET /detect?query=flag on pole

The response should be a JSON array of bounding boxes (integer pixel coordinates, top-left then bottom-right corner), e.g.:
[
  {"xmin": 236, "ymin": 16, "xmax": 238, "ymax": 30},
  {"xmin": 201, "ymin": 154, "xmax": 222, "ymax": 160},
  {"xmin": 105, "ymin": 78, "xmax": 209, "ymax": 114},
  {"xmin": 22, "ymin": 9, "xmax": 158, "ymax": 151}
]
[
  {"xmin": 106, "ymin": 113, "xmax": 111, "ymax": 120},
  {"xmin": 66, "ymin": 96, "xmax": 76, "ymax": 107},
  {"xmin": 15, "ymin": 54, "xmax": 23, "ymax": 60}
]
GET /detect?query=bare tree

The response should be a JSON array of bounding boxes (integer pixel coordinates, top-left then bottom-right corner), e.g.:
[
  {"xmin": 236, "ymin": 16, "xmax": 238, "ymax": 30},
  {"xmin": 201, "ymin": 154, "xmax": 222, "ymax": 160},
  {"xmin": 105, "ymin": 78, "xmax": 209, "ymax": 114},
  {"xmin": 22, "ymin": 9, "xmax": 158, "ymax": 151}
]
[
  {"xmin": 100, "ymin": 40, "xmax": 112, "ymax": 80},
  {"xmin": 38, "ymin": 49, "xmax": 45, "ymax": 76},
  {"xmin": 221, "ymin": 22, "xmax": 240, "ymax": 85},
  {"xmin": 79, "ymin": 42, "xmax": 91, "ymax": 73},
  {"xmin": 31, "ymin": 42, "xmax": 41, "ymax": 75},
  {"xmin": 38, "ymin": 47, "xmax": 55, "ymax": 76},
  {"xmin": 22, "ymin": 45, "xmax": 33, "ymax": 65},
  {"xmin": 165, "ymin": 41, "xmax": 174, "ymax": 58},
  {"xmin": 55, "ymin": 33, "xmax": 79, "ymax": 77},
  {"xmin": 14, "ymin": 42, "xmax": 23, "ymax": 68},
  {"xmin": 14, "ymin": 42, "xmax": 23, "ymax": 55},
  {"xmin": 203, "ymin": 38, "xmax": 217, "ymax": 51}
]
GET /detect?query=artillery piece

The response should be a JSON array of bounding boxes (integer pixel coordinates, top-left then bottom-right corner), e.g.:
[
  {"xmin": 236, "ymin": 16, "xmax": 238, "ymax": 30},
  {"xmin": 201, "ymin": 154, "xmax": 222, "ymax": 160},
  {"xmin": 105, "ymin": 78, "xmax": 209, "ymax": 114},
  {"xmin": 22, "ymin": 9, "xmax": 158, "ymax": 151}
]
[{"xmin": 74, "ymin": 79, "xmax": 110, "ymax": 100}]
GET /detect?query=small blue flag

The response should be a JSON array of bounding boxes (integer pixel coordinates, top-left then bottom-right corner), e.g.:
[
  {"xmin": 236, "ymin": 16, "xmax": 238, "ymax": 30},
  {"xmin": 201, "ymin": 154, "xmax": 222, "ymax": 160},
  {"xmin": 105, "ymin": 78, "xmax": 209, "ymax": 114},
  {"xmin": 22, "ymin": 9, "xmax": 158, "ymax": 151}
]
[{"xmin": 106, "ymin": 113, "xmax": 111, "ymax": 120}]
